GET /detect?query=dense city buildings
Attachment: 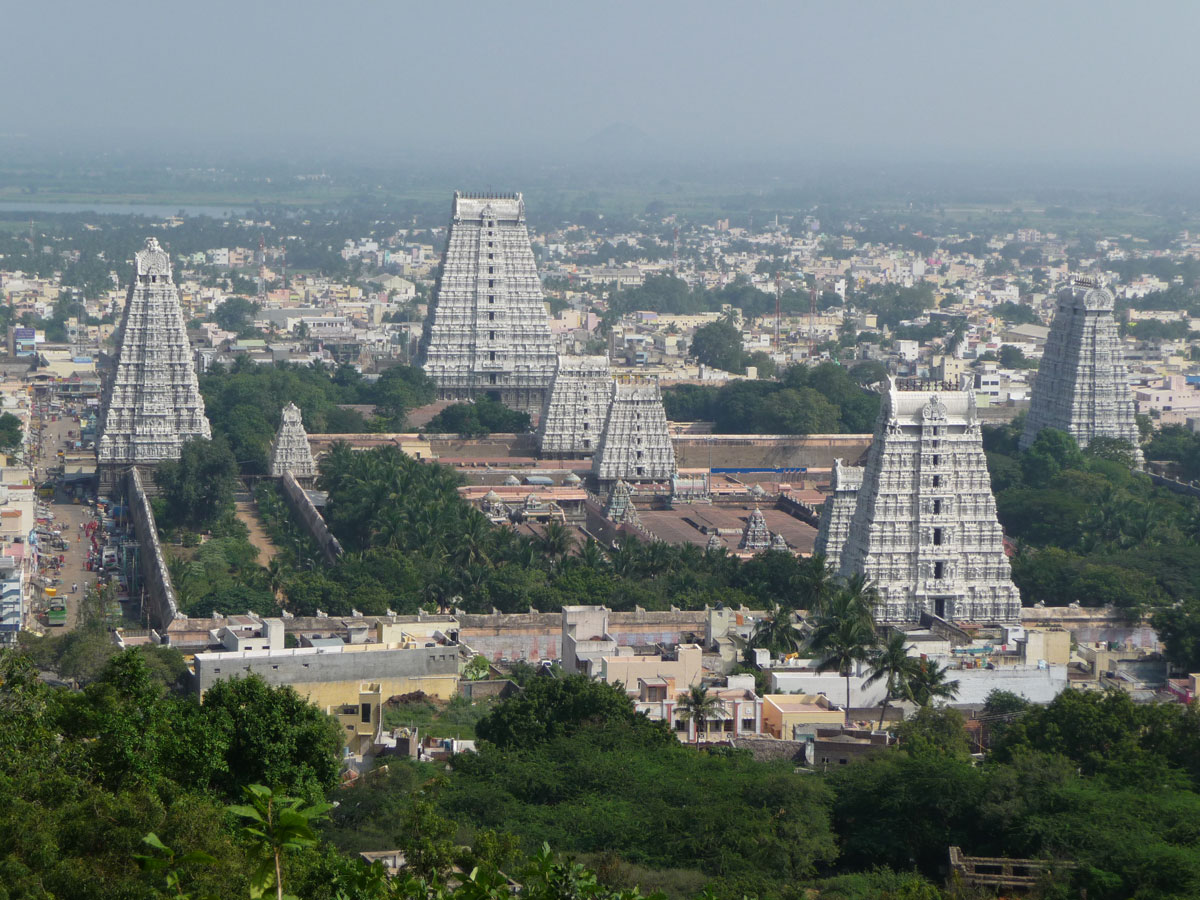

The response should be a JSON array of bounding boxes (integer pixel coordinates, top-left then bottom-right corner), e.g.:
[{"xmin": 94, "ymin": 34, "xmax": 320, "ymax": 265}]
[
  {"xmin": 418, "ymin": 192, "xmax": 557, "ymax": 412},
  {"xmin": 833, "ymin": 378, "xmax": 1021, "ymax": 625},
  {"xmin": 96, "ymin": 238, "xmax": 211, "ymax": 491},
  {"xmin": 1021, "ymin": 277, "xmax": 1144, "ymax": 463}
]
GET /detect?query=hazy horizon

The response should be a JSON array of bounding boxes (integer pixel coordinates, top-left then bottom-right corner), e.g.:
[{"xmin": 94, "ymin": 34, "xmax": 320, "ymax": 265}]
[{"xmin": 4, "ymin": 1, "xmax": 1199, "ymax": 172}]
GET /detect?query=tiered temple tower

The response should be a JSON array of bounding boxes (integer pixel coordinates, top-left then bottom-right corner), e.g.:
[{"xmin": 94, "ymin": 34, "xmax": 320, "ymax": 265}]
[
  {"xmin": 418, "ymin": 192, "xmax": 557, "ymax": 413},
  {"xmin": 97, "ymin": 238, "xmax": 210, "ymax": 491},
  {"xmin": 739, "ymin": 507, "xmax": 771, "ymax": 552},
  {"xmin": 538, "ymin": 355, "xmax": 614, "ymax": 456},
  {"xmin": 603, "ymin": 480, "xmax": 642, "ymax": 528},
  {"xmin": 835, "ymin": 378, "xmax": 1021, "ymax": 625},
  {"xmin": 813, "ymin": 458, "xmax": 864, "ymax": 572},
  {"xmin": 268, "ymin": 403, "xmax": 317, "ymax": 480},
  {"xmin": 591, "ymin": 378, "xmax": 676, "ymax": 483},
  {"xmin": 1020, "ymin": 277, "xmax": 1142, "ymax": 463}
]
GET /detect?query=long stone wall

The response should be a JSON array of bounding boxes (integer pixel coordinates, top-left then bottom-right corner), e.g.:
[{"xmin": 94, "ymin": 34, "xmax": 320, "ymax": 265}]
[
  {"xmin": 456, "ymin": 607, "xmax": 709, "ymax": 663},
  {"xmin": 672, "ymin": 433, "xmax": 873, "ymax": 470},
  {"xmin": 280, "ymin": 471, "xmax": 344, "ymax": 564},
  {"xmin": 305, "ymin": 432, "xmax": 872, "ymax": 472},
  {"xmin": 127, "ymin": 468, "xmax": 178, "ymax": 630}
]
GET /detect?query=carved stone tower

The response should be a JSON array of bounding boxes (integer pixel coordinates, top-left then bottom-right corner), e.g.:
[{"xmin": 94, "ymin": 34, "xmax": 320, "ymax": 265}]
[
  {"xmin": 419, "ymin": 192, "xmax": 557, "ymax": 413},
  {"xmin": 1020, "ymin": 277, "xmax": 1142, "ymax": 464},
  {"xmin": 97, "ymin": 238, "xmax": 210, "ymax": 491},
  {"xmin": 813, "ymin": 458, "xmax": 864, "ymax": 573},
  {"xmin": 268, "ymin": 403, "xmax": 317, "ymax": 480},
  {"xmin": 836, "ymin": 378, "xmax": 1021, "ymax": 625},
  {"xmin": 739, "ymin": 506, "xmax": 771, "ymax": 552},
  {"xmin": 591, "ymin": 378, "xmax": 676, "ymax": 483},
  {"xmin": 538, "ymin": 355, "xmax": 614, "ymax": 456}
]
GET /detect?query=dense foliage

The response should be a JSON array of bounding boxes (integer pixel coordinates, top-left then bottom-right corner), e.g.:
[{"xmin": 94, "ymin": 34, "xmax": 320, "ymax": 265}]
[
  {"xmin": 425, "ymin": 397, "xmax": 532, "ymax": 436},
  {"xmin": 200, "ymin": 360, "xmax": 435, "ymax": 474},
  {"xmin": 663, "ymin": 362, "xmax": 880, "ymax": 434},
  {"xmin": 984, "ymin": 423, "xmax": 1199, "ymax": 613},
  {"xmin": 0, "ymin": 650, "xmax": 343, "ymax": 899},
  {"xmin": 269, "ymin": 442, "xmax": 848, "ymax": 618}
]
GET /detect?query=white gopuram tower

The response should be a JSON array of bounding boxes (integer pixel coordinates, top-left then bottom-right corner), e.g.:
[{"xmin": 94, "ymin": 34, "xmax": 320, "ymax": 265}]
[
  {"xmin": 419, "ymin": 192, "xmax": 557, "ymax": 413},
  {"xmin": 739, "ymin": 506, "xmax": 772, "ymax": 552},
  {"xmin": 592, "ymin": 378, "xmax": 676, "ymax": 484},
  {"xmin": 97, "ymin": 238, "xmax": 210, "ymax": 490},
  {"xmin": 836, "ymin": 378, "xmax": 1021, "ymax": 625},
  {"xmin": 1020, "ymin": 277, "xmax": 1142, "ymax": 464},
  {"xmin": 813, "ymin": 458, "xmax": 864, "ymax": 572},
  {"xmin": 268, "ymin": 403, "xmax": 317, "ymax": 481},
  {"xmin": 538, "ymin": 355, "xmax": 614, "ymax": 456}
]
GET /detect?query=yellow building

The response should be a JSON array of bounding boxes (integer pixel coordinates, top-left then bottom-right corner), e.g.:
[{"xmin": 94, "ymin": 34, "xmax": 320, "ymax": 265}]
[{"xmin": 762, "ymin": 694, "xmax": 843, "ymax": 740}]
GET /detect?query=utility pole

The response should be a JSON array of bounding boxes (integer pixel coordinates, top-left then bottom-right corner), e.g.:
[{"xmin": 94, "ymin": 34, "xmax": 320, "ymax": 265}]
[
  {"xmin": 774, "ymin": 272, "xmax": 782, "ymax": 351},
  {"xmin": 809, "ymin": 284, "xmax": 818, "ymax": 360}
]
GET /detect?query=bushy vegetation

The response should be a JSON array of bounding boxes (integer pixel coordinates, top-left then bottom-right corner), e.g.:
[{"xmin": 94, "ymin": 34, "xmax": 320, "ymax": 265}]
[
  {"xmin": 263, "ymin": 442, "xmax": 849, "ymax": 618},
  {"xmin": 985, "ymin": 423, "xmax": 1199, "ymax": 614},
  {"xmin": 425, "ymin": 397, "xmax": 532, "ymax": 436},
  {"xmin": 200, "ymin": 360, "xmax": 435, "ymax": 474},
  {"xmin": 663, "ymin": 362, "xmax": 880, "ymax": 433}
]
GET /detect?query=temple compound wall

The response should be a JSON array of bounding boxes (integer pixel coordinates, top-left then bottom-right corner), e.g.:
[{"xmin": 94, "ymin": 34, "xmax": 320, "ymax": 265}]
[{"xmin": 128, "ymin": 468, "xmax": 179, "ymax": 630}]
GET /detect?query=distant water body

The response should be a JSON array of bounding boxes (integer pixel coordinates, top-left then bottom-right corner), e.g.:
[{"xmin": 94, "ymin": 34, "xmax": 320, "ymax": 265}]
[{"xmin": 0, "ymin": 201, "xmax": 248, "ymax": 218}]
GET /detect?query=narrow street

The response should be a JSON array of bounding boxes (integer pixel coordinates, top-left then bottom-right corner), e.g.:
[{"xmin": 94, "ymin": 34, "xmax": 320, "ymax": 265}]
[{"xmin": 30, "ymin": 408, "xmax": 101, "ymax": 630}]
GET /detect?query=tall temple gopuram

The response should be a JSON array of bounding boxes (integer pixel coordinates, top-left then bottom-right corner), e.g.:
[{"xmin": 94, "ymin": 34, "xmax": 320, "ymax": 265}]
[
  {"xmin": 829, "ymin": 378, "xmax": 1020, "ymax": 626},
  {"xmin": 591, "ymin": 378, "xmax": 676, "ymax": 483},
  {"xmin": 1020, "ymin": 276, "xmax": 1142, "ymax": 464},
  {"xmin": 268, "ymin": 402, "xmax": 317, "ymax": 481},
  {"xmin": 97, "ymin": 238, "xmax": 210, "ymax": 492},
  {"xmin": 418, "ymin": 192, "xmax": 557, "ymax": 413},
  {"xmin": 538, "ymin": 355, "xmax": 614, "ymax": 456}
]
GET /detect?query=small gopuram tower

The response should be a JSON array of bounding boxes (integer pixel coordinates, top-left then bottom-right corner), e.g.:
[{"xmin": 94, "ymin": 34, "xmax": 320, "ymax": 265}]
[
  {"xmin": 1020, "ymin": 276, "xmax": 1142, "ymax": 464},
  {"xmin": 268, "ymin": 403, "xmax": 317, "ymax": 481},
  {"xmin": 538, "ymin": 355, "xmax": 614, "ymax": 456},
  {"xmin": 739, "ymin": 506, "xmax": 771, "ymax": 552},
  {"xmin": 603, "ymin": 479, "xmax": 642, "ymax": 528},
  {"xmin": 97, "ymin": 238, "xmax": 210, "ymax": 492},
  {"xmin": 813, "ymin": 458, "xmax": 864, "ymax": 572},
  {"xmin": 418, "ymin": 192, "xmax": 557, "ymax": 413},
  {"xmin": 591, "ymin": 377, "xmax": 676, "ymax": 484},
  {"xmin": 836, "ymin": 378, "xmax": 1020, "ymax": 625}
]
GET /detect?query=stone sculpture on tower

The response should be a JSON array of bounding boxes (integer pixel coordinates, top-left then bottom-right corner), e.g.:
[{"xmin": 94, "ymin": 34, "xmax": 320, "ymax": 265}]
[
  {"xmin": 268, "ymin": 403, "xmax": 317, "ymax": 481},
  {"xmin": 418, "ymin": 192, "xmax": 557, "ymax": 413},
  {"xmin": 97, "ymin": 238, "xmax": 210, "ymax": 491},
  {"xmin": 1020, "ymin": 276, "xmax": 1142, "ymax": 464},
  {"xmin": 833, "ymin": 377, "xmax": 1021, "ymax": 626}
]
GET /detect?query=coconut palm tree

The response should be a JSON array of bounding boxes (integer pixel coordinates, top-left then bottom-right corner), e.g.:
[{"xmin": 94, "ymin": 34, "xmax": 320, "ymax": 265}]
[
  {"xmin": 864, "ymin": 630, "xmax": 919, "ymax": 728},
  {"xmin": 809, "ymin": 586, "xmax": 879, "ymax": 723},
  {"xmin": 906, "ymin": 659, "xmax": 961, "ymax": 707},
  {"xmin": 676, "ymin": 685, "xmax": 725, "ymax": 743},
  {"xmin": 792, "ymin": 552, "xmax": 838, "ymax": 615},
  {"xmin": 747, "ymin": 602, "xmax": 803, "ymax": 658},
  {"xmin": 539, "ymin": 520, "xmax": 573, "ymax": 560},
  {"xmin": 812, "ymin": 614, "xmax": 876, "ymax": 724}
]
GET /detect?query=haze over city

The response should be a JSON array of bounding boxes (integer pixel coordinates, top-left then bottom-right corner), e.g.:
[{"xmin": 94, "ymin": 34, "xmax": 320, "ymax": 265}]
[{"xmin": 5, "ymin": 0, "xmax": 1200, "ymax": 170}]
